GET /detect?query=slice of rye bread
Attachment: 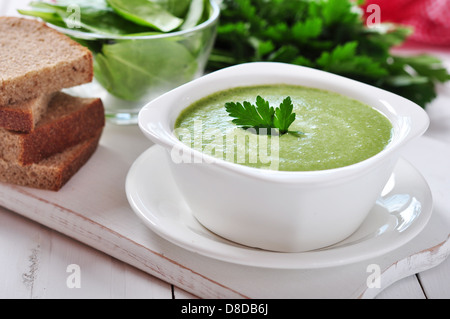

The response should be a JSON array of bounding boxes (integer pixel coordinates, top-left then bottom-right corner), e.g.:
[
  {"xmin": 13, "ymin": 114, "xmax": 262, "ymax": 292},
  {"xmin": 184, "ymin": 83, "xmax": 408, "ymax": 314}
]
[
  {"xmin": 0, "ymin": 17, "xmax": 93, "ymax": 106},
  {"xmin": 0, "ymin": 128, "xmax": 103, "ymax": 191},
  {"xmin": 0, "ymin": 92, "xmax": 105, "ymax": 165},
  {"xmin": 0, "ymin": 92, "xmax": 54, "ymax": 133}
]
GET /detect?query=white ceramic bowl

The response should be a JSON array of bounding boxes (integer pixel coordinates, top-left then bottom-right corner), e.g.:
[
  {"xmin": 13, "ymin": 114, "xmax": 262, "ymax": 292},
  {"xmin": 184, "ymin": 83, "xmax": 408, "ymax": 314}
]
[{"xmin": 138, "ymin": 62, "xmax": 429, "ymax": 253}]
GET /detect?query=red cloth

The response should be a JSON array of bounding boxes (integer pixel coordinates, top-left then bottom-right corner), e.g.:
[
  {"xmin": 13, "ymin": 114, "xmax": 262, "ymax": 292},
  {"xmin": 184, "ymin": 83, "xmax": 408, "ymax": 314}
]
[{"xmin": 361, "ymin": 0, "xmax": 450, "ymax": 46}]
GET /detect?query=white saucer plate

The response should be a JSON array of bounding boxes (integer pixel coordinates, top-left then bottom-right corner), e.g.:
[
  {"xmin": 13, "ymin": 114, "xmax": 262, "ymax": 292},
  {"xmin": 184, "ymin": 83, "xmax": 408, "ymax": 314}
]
[{"xmin": 126, "ymin": 145, "xmax": 433, "ymax": 269}]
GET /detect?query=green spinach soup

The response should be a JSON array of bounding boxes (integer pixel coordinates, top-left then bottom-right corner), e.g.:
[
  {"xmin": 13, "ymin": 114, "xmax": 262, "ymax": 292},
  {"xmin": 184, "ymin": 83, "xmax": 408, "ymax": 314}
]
[{"xmin": 174, "ymin": 84, "xmax": 393, "ymax": 171}]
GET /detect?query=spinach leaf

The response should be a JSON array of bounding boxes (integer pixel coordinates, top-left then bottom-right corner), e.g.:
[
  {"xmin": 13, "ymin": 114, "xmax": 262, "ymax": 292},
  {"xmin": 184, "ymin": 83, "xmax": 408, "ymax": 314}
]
[
  {"xmin": 180, "ymin": 0, "xmax": 204, "ymax": 30},
  {"xmin": 94, "ymin": 39, "xmax": 198, "ymax": 100},
  {"xmin": 19, "ymin": 0, "xmax": 215, "ymax": 101},
  {"xmin": 17, "ymin": 8, "xmax": 67, "ymax": 27},
  {"xmin": 21, "ymin": 0, "xmax": 152, "ymax": 35},
  {"xmin": 151, "ymin": 0, "xmax": 192, "ymax": 18},
  {"xmin": 106, "ymin": 0, "xmax": 183, "ymax": 32}
]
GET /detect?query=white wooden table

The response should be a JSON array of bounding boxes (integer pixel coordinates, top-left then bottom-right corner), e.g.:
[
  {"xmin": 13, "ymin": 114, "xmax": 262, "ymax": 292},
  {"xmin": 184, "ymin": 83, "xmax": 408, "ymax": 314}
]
[{"xmin": 1, "ymin": 0, "xmax": 449, "ymax": 299}]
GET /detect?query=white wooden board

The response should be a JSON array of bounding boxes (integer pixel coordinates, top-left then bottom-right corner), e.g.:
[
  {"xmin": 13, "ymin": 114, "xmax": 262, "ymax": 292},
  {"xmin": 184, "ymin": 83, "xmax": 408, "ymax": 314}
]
[
  {"xmin": 0, "ymin": 123, "xmax": 448, "ymax": 299},
  {"xmin": 1, "ymin": 0, "xmax": 450, "ymax": 300}
]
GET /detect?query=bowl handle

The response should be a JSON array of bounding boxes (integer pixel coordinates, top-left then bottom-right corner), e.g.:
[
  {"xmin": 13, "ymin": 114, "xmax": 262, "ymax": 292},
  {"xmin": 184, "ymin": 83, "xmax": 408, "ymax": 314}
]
[{"xmin": 381, "ymin": 92, "xmax": 430, "ymax": 145}]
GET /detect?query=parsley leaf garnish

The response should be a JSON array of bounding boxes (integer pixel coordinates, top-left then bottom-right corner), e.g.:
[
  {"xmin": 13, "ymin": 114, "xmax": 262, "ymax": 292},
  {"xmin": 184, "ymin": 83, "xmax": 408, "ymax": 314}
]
[
  {"xmin": 274, "ymin": 96, "xmax": 296, "ymax": 134},
  {"xmin": 225, "ymin": 96, "xmax": 303, "ymax": 136}
]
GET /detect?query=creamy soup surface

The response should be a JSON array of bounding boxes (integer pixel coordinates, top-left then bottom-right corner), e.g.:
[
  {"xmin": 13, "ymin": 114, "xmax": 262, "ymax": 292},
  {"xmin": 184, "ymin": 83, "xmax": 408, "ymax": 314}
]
[{"xmin": 174, "ymin": 84, "xmax": 393, "ymax": 171}]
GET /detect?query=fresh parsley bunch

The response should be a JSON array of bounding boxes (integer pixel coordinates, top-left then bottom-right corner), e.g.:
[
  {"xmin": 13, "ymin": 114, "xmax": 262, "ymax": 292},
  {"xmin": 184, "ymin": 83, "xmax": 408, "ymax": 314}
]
[{"xmin": 208, "ymin": 0, "xmax": 450, "ymax": 108}]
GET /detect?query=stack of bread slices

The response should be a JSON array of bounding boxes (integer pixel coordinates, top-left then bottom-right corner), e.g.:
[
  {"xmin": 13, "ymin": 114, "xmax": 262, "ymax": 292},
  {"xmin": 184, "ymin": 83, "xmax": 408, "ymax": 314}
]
[{"xmin": 0, "ymin": 17, "xmax": 105, "ymax": 191}]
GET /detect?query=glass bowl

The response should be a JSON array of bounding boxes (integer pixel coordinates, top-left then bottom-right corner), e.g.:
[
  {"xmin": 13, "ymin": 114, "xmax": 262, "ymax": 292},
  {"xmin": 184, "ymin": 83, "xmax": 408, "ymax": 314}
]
[{"xmin": 52, "ymin": 0, "xmax": 220, "ymax": 125}]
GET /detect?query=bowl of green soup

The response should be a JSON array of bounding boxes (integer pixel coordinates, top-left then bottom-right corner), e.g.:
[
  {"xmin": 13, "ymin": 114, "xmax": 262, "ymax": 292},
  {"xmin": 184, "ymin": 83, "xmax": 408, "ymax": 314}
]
[{"xmin": 138, "ymin": 62, "xmax": 429, "ymax": 252}]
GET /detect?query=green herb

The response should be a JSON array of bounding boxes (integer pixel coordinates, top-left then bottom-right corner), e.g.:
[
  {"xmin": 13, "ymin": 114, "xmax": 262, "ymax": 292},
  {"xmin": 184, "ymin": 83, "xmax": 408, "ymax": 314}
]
[
  {"xmin": 273, "ymin": 97, "xmax": 297, "ymax": 135},
  {"xmin": 180, "ymin": 0, "xmax": 205, "ymax": 30},
  {"xmin": 105, "ymin": 0, "xmax": 183, "ymax": 32},
  {"xmin": 19, "ymin": 0, "xmax": 151, "ymax": 36},
  {"xmin": 208, "ymin": 0, "xmax": 450, "ymax": 108},
  {"xmin": 225, "ymin": 96, "xmax": 302, "ymax": 136},
  {"xmin": 94, "ymin": 39, "xmax": 197, "ymax": 100}
]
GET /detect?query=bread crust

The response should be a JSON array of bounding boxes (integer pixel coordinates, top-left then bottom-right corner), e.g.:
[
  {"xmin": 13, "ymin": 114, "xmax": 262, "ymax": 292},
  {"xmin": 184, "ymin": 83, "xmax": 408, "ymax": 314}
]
[
  {"xmin": 0, "ymin": 17, "xmax": 103, "ymax": 191},
  {"xmin": 0, "ymin": 92, "xmax": 105, "ymax": 165},
  {"xmin": 0, "ymin": 93, "xmax": 53, "ymax": 133},
  {"xmin": 0, "ymin": 129, "xmax": 103, "ymax": 191},
  {"xmin": 0, "ymin": 17, "xmax": 93, "ymax": 105}
]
